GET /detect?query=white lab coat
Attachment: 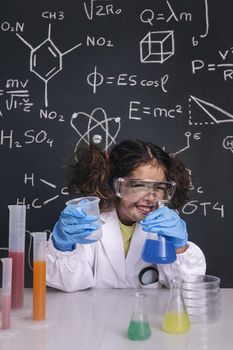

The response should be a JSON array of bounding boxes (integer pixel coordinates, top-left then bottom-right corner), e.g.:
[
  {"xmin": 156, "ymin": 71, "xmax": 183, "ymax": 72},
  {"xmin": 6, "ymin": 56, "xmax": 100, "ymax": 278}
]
[{"xmin": 46, "ymin": 209, "xmax": 206, "ymax": 292}]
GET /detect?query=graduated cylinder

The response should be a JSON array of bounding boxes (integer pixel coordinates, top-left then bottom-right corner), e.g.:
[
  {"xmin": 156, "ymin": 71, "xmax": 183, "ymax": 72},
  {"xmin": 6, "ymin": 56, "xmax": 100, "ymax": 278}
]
[
  {"xmin": 1, "ymin": 257, "xmax": 12, "ymax": 329},
  {"xmin": 8, "ymin": 204, "xmax": 26, "ymax": 309},
  {"xmin": 32, "ymin": 232, "xmax": 47, "ymax": 321}
]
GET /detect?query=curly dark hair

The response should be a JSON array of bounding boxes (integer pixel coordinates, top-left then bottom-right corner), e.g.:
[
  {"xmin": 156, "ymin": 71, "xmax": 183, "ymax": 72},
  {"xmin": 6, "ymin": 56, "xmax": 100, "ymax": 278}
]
[{"xmin": 68, "ymin": 140, "xmax": 190, "ymax": 211}]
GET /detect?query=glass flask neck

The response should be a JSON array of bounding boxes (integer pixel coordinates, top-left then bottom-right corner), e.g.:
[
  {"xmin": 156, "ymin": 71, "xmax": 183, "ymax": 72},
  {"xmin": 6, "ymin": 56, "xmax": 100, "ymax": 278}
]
[
  {"xmin": 132, "ymin": 293, "xmax": 146, "ymax": 318},
  {"xmin": 162, "ymin": 278, "xmax": 191, "ymax": 334},
  {"xmin": 167, "ymin": 278, "xmax": 186, "ymax": 313},
  {"xmin": 128, "ymin": 292, "xmax": 151, "ymax": 340}
]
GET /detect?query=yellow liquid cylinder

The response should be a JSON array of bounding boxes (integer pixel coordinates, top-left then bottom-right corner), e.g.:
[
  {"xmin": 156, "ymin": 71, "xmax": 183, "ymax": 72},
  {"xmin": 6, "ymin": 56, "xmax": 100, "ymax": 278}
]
[{"xmin": 162, "ymin": 312, "xmax": 190, "ymax": 334}]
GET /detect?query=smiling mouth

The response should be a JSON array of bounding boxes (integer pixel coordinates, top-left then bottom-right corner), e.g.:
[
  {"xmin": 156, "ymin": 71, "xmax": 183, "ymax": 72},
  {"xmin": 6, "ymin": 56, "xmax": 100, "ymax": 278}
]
[{"xmin": 136, "ymin": 205, "xmax": 154, "ymax": 215}]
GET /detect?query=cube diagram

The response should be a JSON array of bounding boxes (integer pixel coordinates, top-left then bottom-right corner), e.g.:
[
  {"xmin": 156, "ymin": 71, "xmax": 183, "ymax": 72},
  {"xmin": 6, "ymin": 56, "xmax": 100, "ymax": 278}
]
[{"xmin": 140, "ymin": 31, "xmax": 174, "ymax": 63}]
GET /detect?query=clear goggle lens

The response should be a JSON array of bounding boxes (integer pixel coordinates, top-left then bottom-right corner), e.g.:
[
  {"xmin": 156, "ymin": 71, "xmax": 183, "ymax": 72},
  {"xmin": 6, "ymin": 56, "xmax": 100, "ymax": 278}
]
[{"xmin": 114, "ymin": 178, "xmax": 176, "ymax": 203}]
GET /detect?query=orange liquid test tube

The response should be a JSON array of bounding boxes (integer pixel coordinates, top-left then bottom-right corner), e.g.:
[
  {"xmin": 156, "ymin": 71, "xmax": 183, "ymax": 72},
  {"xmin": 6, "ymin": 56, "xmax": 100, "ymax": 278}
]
[
  {"xmin": 33, "ymin": 260, "xmax": 46, "ymax": 320},
  {"xmin": 31, "ymin": 232, "xmax": 47, "ymax": 321}
]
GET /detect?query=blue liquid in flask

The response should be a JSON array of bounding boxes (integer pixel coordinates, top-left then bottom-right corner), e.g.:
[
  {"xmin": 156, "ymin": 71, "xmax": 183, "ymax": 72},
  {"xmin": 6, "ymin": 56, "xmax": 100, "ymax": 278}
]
[{"xmin": 141, "ymin": 238, "xmax": 176, "ymax": 264}]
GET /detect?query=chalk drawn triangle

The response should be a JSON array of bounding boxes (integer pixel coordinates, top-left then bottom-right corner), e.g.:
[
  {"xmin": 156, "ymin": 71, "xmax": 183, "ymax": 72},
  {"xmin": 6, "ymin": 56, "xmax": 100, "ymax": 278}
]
[{"xmin": 189, "ymin": 95, "xmax": 233, "ymax": 125}]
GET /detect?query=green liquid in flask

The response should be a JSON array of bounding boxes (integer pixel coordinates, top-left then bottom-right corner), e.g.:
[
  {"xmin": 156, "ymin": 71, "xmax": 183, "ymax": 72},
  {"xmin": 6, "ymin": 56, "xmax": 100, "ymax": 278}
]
[
  {"xmin": 162, "ymin": 312, "xmax": 190, "ymax": 334},
  {"xmin": 127, "ymin": 320, "xmax": 151, "ymax": 340}
]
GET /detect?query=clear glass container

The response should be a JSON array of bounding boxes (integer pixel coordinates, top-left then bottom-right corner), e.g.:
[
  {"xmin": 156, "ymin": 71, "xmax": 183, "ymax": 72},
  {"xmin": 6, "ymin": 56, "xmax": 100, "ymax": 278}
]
[
  {"xmin": 141, "ymin": 233, "xmax": 176, "ymax": 264},
  {"xmin": 1, "ymin": 257, "xmax": 12, "ymax": 329},
  {"xmin": 127, "ymin": 293, "xmax": 151, "ymax": 340},
  {"xmin": 66, "ymin": 196, "xmax": 102, "ymax": 241},
  {"xmin": 182, "ymin": 274, "xmax": 221, "ymax": 323},
  {"xmin": 8, "ymin": 204, "xmax": 26, "ymax": 310},
  {"xmin": 141, "ymin": 201, "xmax": 176, "ymax": 264},
  {"xmin": 32, "ymin": 232, "xmax": 47, "ymax": 321},
  {"xmin": 162, "ymin": 278, "xmax": 191, "ymax": 334}
]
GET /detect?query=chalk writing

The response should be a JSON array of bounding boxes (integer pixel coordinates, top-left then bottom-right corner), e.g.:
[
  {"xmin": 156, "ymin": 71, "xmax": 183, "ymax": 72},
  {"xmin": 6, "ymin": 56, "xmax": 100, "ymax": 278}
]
[
  {"xmin": 70, "ymin": 107, "xmax": 121, "ymax": 153},
  {"xmin": 84, "ymin": 0, "xmax": 122, "ymax": 20},
  {"xmin": 87, "ymin": 66, "xmax": 169, "ymax": 94},
  {"xmin": 0, "ymin": 129, "xmax": 54, "ymax": 149},
  {"xmin": 128, "ymin": 100, "xmax": 181, "ymax": 120},
  {"xmin": 189, "ymin": 96, "xmax": 233, "ymax": 125},
  {"xmin": 182, "ymin": 201, "xmax": 224, "ymax": 218},
  {"xmin": 16, "ymin": 23, "xmax": 82, "ymax": 107}
]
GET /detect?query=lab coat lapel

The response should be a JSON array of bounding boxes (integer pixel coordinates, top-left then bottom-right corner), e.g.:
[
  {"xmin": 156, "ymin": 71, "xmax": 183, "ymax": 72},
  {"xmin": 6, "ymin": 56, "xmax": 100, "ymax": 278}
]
[
  {"xmin": 125, "ymin": 223, "xmax": 147, "ymax": 270},
  {"xmin": 101, "ymin": 210, "xmax": 126, "ymax": 280}
]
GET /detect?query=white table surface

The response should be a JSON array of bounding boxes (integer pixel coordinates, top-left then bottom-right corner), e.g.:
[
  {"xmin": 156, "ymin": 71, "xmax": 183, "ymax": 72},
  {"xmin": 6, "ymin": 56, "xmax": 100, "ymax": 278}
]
[{"xmin": 0, "ymin": 288, "xmax": 232, "ymax": 350}]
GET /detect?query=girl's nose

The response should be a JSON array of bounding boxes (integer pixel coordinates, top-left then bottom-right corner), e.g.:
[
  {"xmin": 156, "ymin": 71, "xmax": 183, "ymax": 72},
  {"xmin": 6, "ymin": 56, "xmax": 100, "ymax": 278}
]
[{"xmin": 143, "ymin": 191, "xmax": 158, "ymax": 201}]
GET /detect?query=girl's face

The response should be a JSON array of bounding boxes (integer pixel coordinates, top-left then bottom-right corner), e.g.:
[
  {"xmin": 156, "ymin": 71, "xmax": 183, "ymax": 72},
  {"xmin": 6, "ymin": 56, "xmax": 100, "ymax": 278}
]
[{"xmin": 116, "ymin": 163, "xmax": 166, "ymax": 225}]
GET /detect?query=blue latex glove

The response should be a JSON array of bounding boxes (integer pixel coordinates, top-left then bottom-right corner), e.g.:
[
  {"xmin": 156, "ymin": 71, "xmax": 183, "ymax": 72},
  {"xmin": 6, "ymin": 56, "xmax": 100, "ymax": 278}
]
[
  {"xmin": 52, "ymin": 205, "xmax": 100, "ymax": 251},
  {"xmin": 140, "ymin": 206, "xmax": 188, "ymax": 249}
]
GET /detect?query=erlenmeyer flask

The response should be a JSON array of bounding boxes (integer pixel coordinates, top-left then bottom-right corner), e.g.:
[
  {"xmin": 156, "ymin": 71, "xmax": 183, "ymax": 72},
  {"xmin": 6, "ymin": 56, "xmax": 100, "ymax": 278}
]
[
  {"xmin": 141, "ymin": 232, "xmax": 176, "ymax": 264},
  {"xmin": 162, "ymin": 278, "xmax": 191, "ymax": 334},
  {"xmin": 141, "ymin": 201, "xmax": 176, "ymax": 264},
  {"xmin": 127, "ymin": 292, "xmax": 151, "ymax": 340}
]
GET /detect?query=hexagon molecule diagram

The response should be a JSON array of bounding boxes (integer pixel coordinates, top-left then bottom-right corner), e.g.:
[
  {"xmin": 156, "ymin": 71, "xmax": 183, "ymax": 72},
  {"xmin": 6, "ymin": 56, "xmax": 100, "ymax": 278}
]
[
  {"xmin": 31, "ymin": 39, "xmax": 62, "ymax": 81},
  {"xmin": 16, "ymin": 23, "xmax": 82, "ymax": 107}
]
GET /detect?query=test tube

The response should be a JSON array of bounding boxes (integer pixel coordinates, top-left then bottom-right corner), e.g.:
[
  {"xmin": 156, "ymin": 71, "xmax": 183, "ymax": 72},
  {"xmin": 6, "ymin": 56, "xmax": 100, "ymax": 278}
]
[
  {"xmin": 1, "ymin": 258, "xmax": 12, "ymax": 330},
  {"xmin": 8, "ymin": 204, "xmax": 26, "ymax": 309},
  {"xmin": 31, "ymin": 232, "xmax": 47, "ymax": 321}
]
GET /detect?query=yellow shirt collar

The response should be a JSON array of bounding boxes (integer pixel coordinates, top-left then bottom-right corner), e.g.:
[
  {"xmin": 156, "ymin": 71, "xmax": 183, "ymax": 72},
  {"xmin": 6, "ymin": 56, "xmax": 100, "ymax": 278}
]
[{"xmin": 119, "ymin": 221, "xmax": 136, "ymax": 257}]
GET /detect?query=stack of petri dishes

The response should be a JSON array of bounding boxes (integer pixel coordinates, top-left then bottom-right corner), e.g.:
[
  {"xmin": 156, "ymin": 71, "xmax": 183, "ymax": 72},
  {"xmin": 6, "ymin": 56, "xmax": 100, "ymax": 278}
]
[{"xmin": 182, "ymin": 275, "xmax": 221, "ymax": 323}]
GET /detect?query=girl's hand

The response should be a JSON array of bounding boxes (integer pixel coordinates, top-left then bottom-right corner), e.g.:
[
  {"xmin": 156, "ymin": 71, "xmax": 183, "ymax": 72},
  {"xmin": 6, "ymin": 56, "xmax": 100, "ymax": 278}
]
[{"xmin": 140, "ymin": 206, "xmax": 188, "ymax": 249}]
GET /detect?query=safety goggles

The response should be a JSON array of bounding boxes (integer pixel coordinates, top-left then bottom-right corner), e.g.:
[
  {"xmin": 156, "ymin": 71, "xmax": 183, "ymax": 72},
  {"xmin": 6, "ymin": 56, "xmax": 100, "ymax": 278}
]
[{"xmin": 114, "ymin": 178, "xmax": 176, "ymax": 203}]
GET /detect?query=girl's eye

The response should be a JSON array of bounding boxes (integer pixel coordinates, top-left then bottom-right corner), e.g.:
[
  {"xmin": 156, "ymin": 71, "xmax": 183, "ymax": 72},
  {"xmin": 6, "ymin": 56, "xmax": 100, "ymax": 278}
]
[
  {"xmin": 156, "ymin": 186, "xmax": 165, "ymax": 191},
  {"xmin": 153, "ymin": 188, "xmax": 164, "ymax": 194},
  {"xmin": 129, "ymin": 181, "xmax": 145, "ymax": 188}
]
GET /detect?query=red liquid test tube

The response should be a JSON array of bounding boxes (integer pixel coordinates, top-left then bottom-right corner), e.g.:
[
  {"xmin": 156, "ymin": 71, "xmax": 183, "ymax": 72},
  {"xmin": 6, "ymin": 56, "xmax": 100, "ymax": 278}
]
[
  {"xmin": 8, "ymin": 205, "xmax": 26, "ymax": 309},
  {"xmin": 1, "ymin": 258, "xmax": 12, "ymax": 330}
]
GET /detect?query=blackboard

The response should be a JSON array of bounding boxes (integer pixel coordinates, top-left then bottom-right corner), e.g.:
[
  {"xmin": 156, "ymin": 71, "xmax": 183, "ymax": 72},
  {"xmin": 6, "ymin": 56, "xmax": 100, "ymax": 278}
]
[{"xmin": 0, "ymin": 0, "xmax": 232, "ymax": 287}]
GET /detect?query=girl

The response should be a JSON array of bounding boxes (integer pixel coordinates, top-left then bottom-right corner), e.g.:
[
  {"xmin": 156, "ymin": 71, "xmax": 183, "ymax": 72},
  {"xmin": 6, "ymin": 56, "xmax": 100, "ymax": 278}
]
[{"xmin": 46, "ymin": 140, "xmax": 206, "ymax": 291}]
